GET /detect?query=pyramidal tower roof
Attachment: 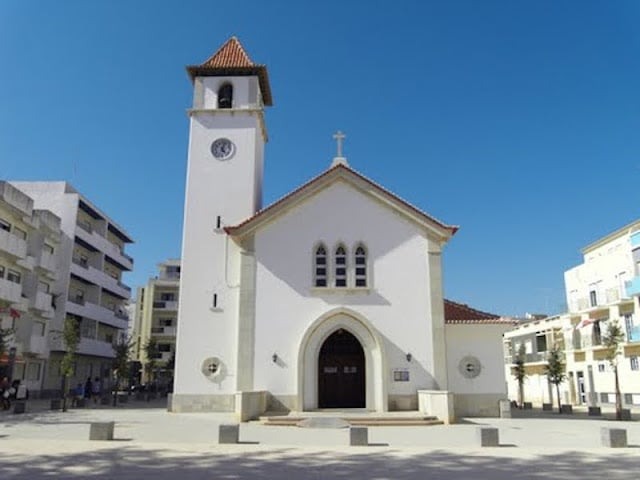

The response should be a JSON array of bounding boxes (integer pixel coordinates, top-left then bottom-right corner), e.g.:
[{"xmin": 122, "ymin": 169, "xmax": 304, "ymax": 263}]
[{"xmin": 187, "ymin": 36, "xmax": 273, "ymax": 105}]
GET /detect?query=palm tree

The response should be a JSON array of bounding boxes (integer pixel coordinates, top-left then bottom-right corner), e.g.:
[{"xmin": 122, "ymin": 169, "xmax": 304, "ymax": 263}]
[{"xmin": 602, "ymin": 319, "xmax": 625, "ymax": 420}]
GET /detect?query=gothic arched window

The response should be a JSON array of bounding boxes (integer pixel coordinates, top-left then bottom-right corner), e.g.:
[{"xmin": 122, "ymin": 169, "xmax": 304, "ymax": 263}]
[
  {"xmin": 314, "ymin": 245, "xmax": 327, "ymax": 287},
  {"xmin": 217, "ymin": 83, "xmax": 233, "ymax": 109},
  {"xmin": 354, "ymin": 244, "xmax": 367, "ymax": 287},
  {"xmin": 335, "ymin": 245, "xmax": 347, "ymax": 287}
]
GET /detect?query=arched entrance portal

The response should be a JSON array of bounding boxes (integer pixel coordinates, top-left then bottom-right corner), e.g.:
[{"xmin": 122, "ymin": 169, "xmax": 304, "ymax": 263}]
[{"xmin": 318, "ymin": 329, "xmax": 365, "ymax": 408}]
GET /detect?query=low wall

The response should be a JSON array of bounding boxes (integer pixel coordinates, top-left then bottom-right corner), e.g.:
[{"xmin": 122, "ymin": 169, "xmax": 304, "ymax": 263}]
[
  {"xmin": 235, "ymin": 391, "xmax": 267, "ymax": 421},
  {"xmin": 168, "ymin": 394, "xmax": 235, "ymax": 413},
  {"xmin": 418, "ymin": 390, "xmax": 454, "ymax": 424},
  {"xmin": 454, "ymin": 393, "xmax": 504, "ymax": 417}
]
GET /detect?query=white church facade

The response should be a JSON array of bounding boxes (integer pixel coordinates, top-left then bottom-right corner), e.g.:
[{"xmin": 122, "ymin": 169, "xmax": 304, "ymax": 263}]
[{"xmin": 171, "ymin": 37, "xmax": 513, "ymax": 421}]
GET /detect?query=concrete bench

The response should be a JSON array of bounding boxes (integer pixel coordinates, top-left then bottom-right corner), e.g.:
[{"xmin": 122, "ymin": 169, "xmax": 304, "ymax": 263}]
[
  {"xmin": 542, "ymin": 403, "xmax": 553, "ymax": 411},
  {"xmin": 218, "ymin": 424, "xmax": 239, "ymax": 444},
  {"xmin": 560, "ymin": 404, "xmax": 573, "ymax": 414},
  {"xmin": 588, "ymin": 406, "xmax": 601, "ymax": 416},
  {"xmin": 349, "ymin": 426, "xmax": 368, "ymax": 446},
  {"xmin": 601, "ymin": 427, "xmax": 627, "ymax": 448},
  {"xmin": 478, "ymin": 427, "xmax": 499, "ymax": 447},
  {"xmin": 50, "ymin": 399, "xmax": 61, "ymax": 410},
  {"xmin": 523, "ymin": 402, "xmax": 532, "ymax": 410},
  {"xmin": 89, "ymin": 422, "xmax": 115, "ymax": 441},
  {"xmin": 620, "ymin": 409, "xmax": 631, "ymax": 421}
]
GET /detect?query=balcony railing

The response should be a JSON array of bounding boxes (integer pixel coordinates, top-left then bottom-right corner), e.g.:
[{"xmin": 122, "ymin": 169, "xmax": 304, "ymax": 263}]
[
  {"xmin": 0, "ymin": 228, "xmax": 27, "ymax": 259},
  {"xmin": 67, "ymin": 295, "xmax": 86, "ymax": 306},
  {"xmin": 628, "ymin": 325, "xmax": 640, "ymax": 343},
  {"xmin": 153, "ymin": 301, "xmax": 178, "ymax": 310},
  {"xmin": 626, "ymin": 277, "xmax": 640, "ymax": 297}
]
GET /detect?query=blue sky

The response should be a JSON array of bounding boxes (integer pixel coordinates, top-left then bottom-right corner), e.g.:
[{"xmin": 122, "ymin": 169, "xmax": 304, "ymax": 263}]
[{"xmin": 1, "ymin": 1, "xmax": 639, "ymax": 316}]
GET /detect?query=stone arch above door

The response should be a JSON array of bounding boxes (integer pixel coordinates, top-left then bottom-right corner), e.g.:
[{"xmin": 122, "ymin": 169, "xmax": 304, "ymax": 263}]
[{"xmin": 297, "ymin": 308, "xmax": 387, "ymax": 412}]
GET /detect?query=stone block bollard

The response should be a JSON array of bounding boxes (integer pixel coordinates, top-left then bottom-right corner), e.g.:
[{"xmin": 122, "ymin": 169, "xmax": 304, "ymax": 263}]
[
  {"xmin": 601, "ymin": 427, "xmax": 627, "ymax": 448},
  {"xmin": 89, "ymin": 422, "xmax": 115, "ymax": 441},
  {"xmin": 50, "ymin": 399, "xmax": 62, "ymax": 410},
  {"xmin": 560, "ymin": 404, "xmax": 573, "ymax": 414},
  {"xmin": 349, "ymin": 426, "xmax": 369, "ymax": 446},
  {"xmin": 478, "ymin": 427, "xmax": 499, "ymax": 447},
  {"xmin": 13, "ymin": 401, "xmax": 26, "ymax": 414},
  {"xmin": 118, "ymin": 394, "xmax": 129, "ymax": 404},
  {"xmin": 101, "ymin": 396, "xmax": 111, "ymax": 406},
  {"xmin": 218, "ymin": 424, "xmax": 239, "ymax": 444},
  {"xmin": 523, "ymin": 402, "xmax": 532, "ymax": 410},
  {"xmin": 499, "ymin": 400, "xmax": 511, "ymax": 418},
  {"xmin": 620, "ymin": 409, "xmax": 631, "ymax": 421},
  {"xmin": 542, "ymin": 403, "xmax": 553, "ymax": 411},
  {"xmin": 588, "ymin": 406, "xmax": 602, "ymax": 416}
]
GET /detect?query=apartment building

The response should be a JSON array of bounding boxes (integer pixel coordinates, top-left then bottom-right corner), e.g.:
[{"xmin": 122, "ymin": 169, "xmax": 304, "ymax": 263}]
[
  {"xmin": 504, "ymin": 220, "xmax": 640, "ymax": 408},
  {"xmin": 9, "ymin": 182, "xmax": 134, "ymax": 396},
  {"xmin": 0, "ymin": 181, "xmax": 61, "ymax": 394},
  {"xmin": 132, "ymin": 259, "xmax": 179, "ymax": 385}
]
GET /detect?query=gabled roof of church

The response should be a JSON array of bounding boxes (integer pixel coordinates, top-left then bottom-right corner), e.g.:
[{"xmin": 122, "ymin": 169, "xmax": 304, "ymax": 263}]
[
  {"xmin": 444, "ymin": 299, "xmax": 514, "ymax": 324},
  {"xmin": 186, "ymin": 36, "xmax": 273, "ymax": 106},
  {"xmin": 225, "ymin": 163, "xmax": 459, "ymax": 241}
]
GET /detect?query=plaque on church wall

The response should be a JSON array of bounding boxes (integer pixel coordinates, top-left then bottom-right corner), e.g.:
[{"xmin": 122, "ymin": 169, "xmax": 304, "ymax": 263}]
[{"xmin": 393, "ymin": 369, "xmax": 410, "ymax": 382}]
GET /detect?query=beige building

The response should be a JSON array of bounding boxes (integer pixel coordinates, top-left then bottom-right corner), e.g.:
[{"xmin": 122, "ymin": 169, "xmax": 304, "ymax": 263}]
[
  {"xmin": 8, "ymin": 182, "xmax": 134, "ymax": 396},
  {"xmin": 504, "ymin": 220, "xmax": 640, "ymax": 408},
  {"xmin": 0, "ymin": 182, "xmax": 61, "ymax": 394},
  {"xmin": 132, "ymin": 259, "xmax": 180, "ymax": 385}
]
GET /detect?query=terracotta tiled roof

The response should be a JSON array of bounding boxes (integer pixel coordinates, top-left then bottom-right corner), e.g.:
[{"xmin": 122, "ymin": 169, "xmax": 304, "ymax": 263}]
[
  {"xmin": 444, "ymin": 299, "xmax": 513, "ymax": 324},
  {"xmin": 224, "ymin": 163, "xmax": 459, "ymax": 238},
  {"xmin": 201, "ymin": 37, "xmax": 255, "ymax": 68},
  {"xmin": 186, "ymin": 36, "xmax": 273, "ymax": 106}
]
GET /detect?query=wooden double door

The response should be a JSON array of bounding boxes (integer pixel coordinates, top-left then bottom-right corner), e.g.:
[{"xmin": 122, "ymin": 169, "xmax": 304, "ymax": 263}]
[{"xmin": 318, "ymin": 329, "xmax": 365, "ymax": 408}]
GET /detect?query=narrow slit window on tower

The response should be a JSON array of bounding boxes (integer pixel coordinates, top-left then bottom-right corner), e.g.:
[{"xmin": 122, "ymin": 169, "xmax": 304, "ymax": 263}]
[
  {"xmin": 354, "ymin": 244, "xmax": 367, "ymax": 287},
  {"xmin": 335, "ymin": 245, "xmax": 347, "ymax": 287},
  {"xmin": 212, "ymin": 293, "xmax": 218, "ymax": 308},
  {"xmin": 314, "ymin": 245, "xmax": 327, "ymax": 287},
  {"xmin": 217, "ymin": 83, "xmax": 233, "ymax": 109}
]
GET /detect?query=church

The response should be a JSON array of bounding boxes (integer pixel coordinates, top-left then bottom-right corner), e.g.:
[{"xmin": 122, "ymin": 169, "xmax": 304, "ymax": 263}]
[{"xmin": 171, "ymin": 37, "xmax": 513, "ymax": 421}]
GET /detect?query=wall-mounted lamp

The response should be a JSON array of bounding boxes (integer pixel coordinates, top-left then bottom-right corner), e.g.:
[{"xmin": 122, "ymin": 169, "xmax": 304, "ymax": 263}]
[
  {"xmin": 272, "ymin": 353, "xmax": 278, "ymax": 363},
  {"xmin": 406, "ymin": 352, "xmax": 412, "ymax": 362}
]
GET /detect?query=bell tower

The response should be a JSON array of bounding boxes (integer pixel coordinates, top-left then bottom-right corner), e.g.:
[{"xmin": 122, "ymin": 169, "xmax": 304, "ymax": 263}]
[{"xmin": 173, "ymin": 37, "xmax": 273, "ymax": 407}]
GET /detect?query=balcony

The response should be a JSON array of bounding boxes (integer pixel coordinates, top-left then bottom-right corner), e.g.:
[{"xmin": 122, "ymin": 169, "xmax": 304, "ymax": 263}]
[
  {"xmin": 32, "ymin": 291, "xmax": 54, "ymax": 318},
  {"xmin": 151, "ymin": 326, "xmax": 177, "ymax": 336},
  {"xmin": 74, "ymin": 224, "xmax": 133, "ymax": 271},
  {"xmin": 0, "ymin": 228, "xmax": 27, "ymax": 259},
  {"xmin": 65, "ymin": 299, "xmax": 128, "ymax": 330},
  {"xmin": 631, "ymin": 231, "xmax": 640, "ymax": 249},
  {"xmin": 27, "ymin": 335, "xmax": 47, "ymax": 356},
  {"xmin": 153, "ymin": 301, "xmax": 179, "ymax": 310},
  {"xmin": 70, "ymin": 261, "xmax": 131, "ymax": 299},
  {"xmin": 49, "ymin": 335, "xmax": 115, "ymax": 357},
  {"xmin": 626, "ymin": 277, "xmax": 640, "ymax": 297},
  {"xmin": 0, "ymin": 277, "xmax": 23, "ymax": 304},
  {"xmin": 628, "ymin": 325, "xmax": 640, "ymax": 343},
  {"xmin": 37, "ymin": 251, "xmax": 58, "ymax": 280}
]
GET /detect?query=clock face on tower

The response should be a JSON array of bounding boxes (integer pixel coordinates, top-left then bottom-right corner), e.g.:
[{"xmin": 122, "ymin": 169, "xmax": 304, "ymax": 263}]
[{"xmin": 211, "ymin": 138, "xmax": 235, "ymax": 160}]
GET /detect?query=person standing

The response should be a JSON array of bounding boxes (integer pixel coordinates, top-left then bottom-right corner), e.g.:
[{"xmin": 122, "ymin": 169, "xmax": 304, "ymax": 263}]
[
  {"xmin": 91, "ymin": 376, "xmax": 101, "ymax": 404},
  {"xmin": 84, "ymin": 377, "xmax": 92, "ymax": 400}
]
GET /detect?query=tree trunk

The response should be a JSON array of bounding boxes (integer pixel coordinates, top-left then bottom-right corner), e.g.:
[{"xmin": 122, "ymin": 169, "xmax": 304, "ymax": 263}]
[
  {"xmin": 518, "ymin": 380, "xmax": 524, "ymax": 409},
  {"xmin": 614, "ymin": 365, "xmax": 622, "ymax": 421},
  {"xmin": 61, "ymin": 375, "xmax": 69, "ymax": 412},
  {"xmin": 556, "ymin": 384, "xmax": 561, "ymax": 414}
]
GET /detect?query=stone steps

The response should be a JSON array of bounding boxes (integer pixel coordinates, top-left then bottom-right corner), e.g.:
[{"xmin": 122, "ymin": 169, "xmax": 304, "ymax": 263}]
[{"xmin": 261, "ymin": 415, "xmax": 444, "ymax": 427}]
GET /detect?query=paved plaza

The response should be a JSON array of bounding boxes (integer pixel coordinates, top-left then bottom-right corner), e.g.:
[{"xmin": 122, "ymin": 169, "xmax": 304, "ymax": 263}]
[{"xmin": 1, "ymin": 401, "xmax": 639, "ymax": 479}]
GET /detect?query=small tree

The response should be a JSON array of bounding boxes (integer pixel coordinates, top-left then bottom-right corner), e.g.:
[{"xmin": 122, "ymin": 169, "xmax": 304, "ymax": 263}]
[
  {"xmin": 602, "ymin": 319, "xmax": 625, "ymax": 420},
  {"xmin": 512, "ymin": 343, "xmax": 527, "ymax": 408},
  {"xmin": 112, "ymin": 337, "xmax": 132, "ymax": 406},
  {"xmin": 143, "ymin": 338, "xmax": 159, "ymax": 385},
  {"xmin": 59, "ymin": 317, "xmax": 80, "ymax": 412},
  {"xmin": 545, "ymin": 345, "xmax": 565, "ymax": 413}
]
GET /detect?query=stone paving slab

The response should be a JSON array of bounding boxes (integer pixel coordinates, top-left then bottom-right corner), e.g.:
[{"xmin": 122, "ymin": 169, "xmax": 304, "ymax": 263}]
[{"xmin": 1, "ymin": 404, "xmax": 640, "ymax": 479}]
